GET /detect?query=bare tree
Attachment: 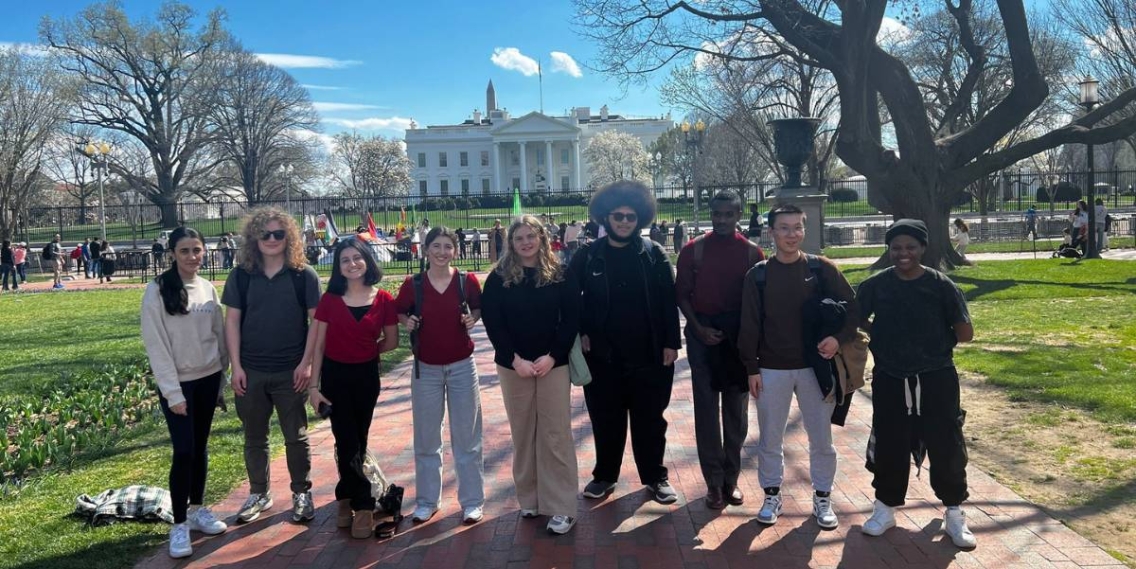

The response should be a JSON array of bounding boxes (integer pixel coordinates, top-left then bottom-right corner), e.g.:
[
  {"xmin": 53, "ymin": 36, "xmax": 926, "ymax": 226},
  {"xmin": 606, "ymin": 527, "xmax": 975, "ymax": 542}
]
[
  {"xmin": 41, "ymin": 1, "xmax": 228, "ymax": 228},
  {"xmin": 329, "ymin": 132, "xmax": 413, "ymax": 198},
  {"xmin": 0, "ymin": 47, "xmax": 71, "ymax": 240},
  {"xmin": 583, "ymin": 130, "xmax": 652, "ymax": 188},
  {"xmin": 209, "ymin": 47, "xmax": 320, "ymax": 203},
  {"xmin": 43, "ymin": 123, "xmax": 102, "ymax": 220},
  {"xmin": 576, "ymin": 0, "xmax": 1136, "ymax": 267}
]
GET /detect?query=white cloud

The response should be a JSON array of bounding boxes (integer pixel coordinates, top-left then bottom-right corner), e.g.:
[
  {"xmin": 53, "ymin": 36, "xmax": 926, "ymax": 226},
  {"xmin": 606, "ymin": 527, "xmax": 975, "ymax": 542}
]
[
  {"xmin": 490, "ymin": 47, "xmax": 539, "ymax": 76},
  {"xmin": 877, "ymin": 17, "xmax": 912, "ymax": 43},
  {"xmin": 292, "ymin": 128, "xmax": 337, "ymax": 155},
  {"xmin": 549, "ymin": 51, "xmax": 583, "ymax": 78},
  {"xmin": 302, "ymin": 84, "xmax": 344, "ymax": 91},
  {"xmin": 312, "ymin": 102, "xmax": 384, "ymax": 112},
  {"xmin": 255, "ymin": 53, "xmax": 362, "ymax": 69},
  {"xmin": 323, "ymin": 116, "xmax": 415, "ymax": 132},
  {"xmin": 0, "ymin": 42, "xmax": 51, "ymax": 57}
]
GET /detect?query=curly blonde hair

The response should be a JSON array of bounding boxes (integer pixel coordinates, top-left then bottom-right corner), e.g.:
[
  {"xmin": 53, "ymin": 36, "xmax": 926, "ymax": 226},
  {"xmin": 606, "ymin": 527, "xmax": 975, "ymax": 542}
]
[
  {"xmin": 493, "ymin": 215, "xmax": 563, "ymax": 287},
  {"xmin": 238, "ymin": 207, "xmax": 307, "ymax": 273}
]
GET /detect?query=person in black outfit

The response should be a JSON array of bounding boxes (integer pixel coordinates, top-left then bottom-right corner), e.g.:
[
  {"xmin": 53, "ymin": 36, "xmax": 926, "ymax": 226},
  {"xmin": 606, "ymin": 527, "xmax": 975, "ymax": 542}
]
[
  {"xmin": 747, "ymin": 203, "xmax": 762, "ymax": 242},
  {"xmin": 672, "ymin": 219, "xmax": 685, "ymax": 253},
  {"xmin": 569, "ymin": 180, "xmax": 681, "ymax": 504},
  {"xmin": 857, "ymin": 219, "xmax": 977, "ymax": 549}
]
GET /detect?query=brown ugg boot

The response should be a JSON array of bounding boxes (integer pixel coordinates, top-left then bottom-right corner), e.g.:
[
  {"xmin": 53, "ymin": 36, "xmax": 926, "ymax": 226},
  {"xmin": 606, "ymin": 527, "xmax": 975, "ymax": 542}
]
[
  {"xmin": 351, "ymin": 509, "xmax": 374, "ymax": 539},
  {"xmin": 336, "ymin": 499, "xmax": 353, "ymax": 528}
]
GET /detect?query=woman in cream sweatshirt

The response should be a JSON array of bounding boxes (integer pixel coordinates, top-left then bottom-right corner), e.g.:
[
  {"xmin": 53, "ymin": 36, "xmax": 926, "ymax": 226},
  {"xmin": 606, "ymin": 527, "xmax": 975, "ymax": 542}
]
[{"xmin": 140, "ymin": 227, "xmax": 229, "ymax": 559}]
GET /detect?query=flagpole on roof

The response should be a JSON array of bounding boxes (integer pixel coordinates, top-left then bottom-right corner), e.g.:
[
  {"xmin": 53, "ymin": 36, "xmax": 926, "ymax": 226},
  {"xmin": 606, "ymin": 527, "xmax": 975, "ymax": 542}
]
[{"xmin": 538, "ymin": 60, "xmax": 543, "ymax": 115}]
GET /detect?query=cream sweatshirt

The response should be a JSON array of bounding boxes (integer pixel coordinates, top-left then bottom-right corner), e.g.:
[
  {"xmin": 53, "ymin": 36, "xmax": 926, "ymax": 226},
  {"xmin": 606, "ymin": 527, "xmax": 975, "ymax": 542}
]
[{"xmin": 140, "ymin": 275, "xmax": 228, "ymax": 407}]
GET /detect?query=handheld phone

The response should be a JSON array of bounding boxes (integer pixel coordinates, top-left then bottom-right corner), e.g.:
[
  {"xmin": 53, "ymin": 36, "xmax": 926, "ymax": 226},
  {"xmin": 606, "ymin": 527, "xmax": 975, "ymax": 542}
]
[{"xmin": 318, "ymin": 402, "xmax": 332, "ymax": 419}]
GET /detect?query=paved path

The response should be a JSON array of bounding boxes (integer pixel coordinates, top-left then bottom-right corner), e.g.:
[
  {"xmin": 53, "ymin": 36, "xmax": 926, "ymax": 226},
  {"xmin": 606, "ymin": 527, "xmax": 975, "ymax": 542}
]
[{"xmin": 134, "ymin": 327, "xmax": 1125, "ymax": 569}]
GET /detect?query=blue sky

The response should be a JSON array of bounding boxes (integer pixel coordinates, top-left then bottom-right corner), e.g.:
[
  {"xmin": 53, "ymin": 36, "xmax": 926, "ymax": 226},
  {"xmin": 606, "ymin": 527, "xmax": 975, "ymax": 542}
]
[{"xmin": 0, "ymin": 0, "xmax": 673, "ymax": 139}]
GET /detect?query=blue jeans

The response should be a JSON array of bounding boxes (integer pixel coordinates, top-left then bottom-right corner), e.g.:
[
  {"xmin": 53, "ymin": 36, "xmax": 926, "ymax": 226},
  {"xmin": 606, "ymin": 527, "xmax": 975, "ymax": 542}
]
[{"xmin": 411, "ymin": 355, "xmax": 485, "ymax": 510}]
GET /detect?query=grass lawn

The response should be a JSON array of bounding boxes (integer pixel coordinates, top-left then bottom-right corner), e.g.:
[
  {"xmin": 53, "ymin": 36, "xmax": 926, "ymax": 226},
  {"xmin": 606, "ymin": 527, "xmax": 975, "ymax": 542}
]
[
  {"xmin": 822, "ymin": 239, "xmax": 1072, "ymax": 259},
  {"xmin": 0, "ymin": 281, "xmax": 409, "ymax": 569}
]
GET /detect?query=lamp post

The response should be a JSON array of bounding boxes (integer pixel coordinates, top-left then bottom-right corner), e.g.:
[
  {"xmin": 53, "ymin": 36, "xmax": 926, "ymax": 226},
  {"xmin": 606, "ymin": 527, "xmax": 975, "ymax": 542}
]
[
  {"xmin": 1079, "ymin": 76, "xmax": 1100, "ymax": 259},
  {"xmin": 83, "ymin": 141, "xmax": 112, "ymax": 242},
  {"xmin": 648, "ymin": 151, "xmax": 661, "ymax": 192},
  {"xmin": 682, "ymin": 119, "xmax": 706, "ymax": 232}
]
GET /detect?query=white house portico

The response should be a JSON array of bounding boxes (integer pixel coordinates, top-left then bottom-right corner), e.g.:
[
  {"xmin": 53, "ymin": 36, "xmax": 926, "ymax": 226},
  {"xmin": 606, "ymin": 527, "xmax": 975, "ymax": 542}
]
[{"xmin": 404, "ymin": 81, "xmax": 671, "ymax": 198}]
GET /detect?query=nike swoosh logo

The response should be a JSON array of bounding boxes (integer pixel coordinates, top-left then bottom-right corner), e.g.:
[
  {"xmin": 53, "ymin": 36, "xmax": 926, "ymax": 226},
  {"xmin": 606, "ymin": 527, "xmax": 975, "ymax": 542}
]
[
  {"xmin": 805, "ymin": 276, "xmax": 815, "ymax": 282},
  {"xmin": 592, "ymin": 271, "xmax": 603, "ymax": 276}
]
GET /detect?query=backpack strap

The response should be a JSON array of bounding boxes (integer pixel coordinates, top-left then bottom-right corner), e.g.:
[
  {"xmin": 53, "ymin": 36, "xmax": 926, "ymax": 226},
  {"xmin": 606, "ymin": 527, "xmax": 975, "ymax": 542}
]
[
  {"xmin": 236, "ymin": 267, "xmax": 251, "ymax": 329},
  {"xmin": 411, "ymin": 272, "xmax": 425, "ymax": 318},
  {"xmin": 238, "ymin": 266, "xmax": 309, "ymax": 330},
  {"xmin": 455, "ymin": 270, "xmax": 469, "ymax": 312}
]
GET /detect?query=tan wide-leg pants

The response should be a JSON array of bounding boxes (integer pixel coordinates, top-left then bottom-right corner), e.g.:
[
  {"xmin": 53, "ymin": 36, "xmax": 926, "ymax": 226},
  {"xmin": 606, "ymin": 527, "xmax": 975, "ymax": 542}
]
[{"xmin": 497, "ymin": 365, "xmax": 578, "ymax": 518}]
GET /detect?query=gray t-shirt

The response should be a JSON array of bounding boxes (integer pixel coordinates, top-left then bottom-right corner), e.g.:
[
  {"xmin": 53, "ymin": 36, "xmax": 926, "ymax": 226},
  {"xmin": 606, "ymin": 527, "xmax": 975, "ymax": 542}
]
[
  {"xmin": 222, "ymin": 265, "xmax": 320, "ymax": 372},
  {"xmin": 857, "ymin": 267, "xmax": 970, "ymax": 377}
]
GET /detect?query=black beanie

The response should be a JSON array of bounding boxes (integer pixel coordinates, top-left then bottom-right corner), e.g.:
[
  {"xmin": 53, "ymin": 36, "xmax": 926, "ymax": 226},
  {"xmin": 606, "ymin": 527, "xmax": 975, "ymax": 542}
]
[{"xmin": 885, "ymin": 219, "xmax": 929, "ymax": 246}]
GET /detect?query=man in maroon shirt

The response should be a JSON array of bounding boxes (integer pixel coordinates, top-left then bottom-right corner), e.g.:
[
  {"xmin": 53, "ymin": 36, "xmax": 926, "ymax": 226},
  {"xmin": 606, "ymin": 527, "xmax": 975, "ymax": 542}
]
[{"xmin": 675, "ymin": 191, "xmax": 764, "ymax": 510}]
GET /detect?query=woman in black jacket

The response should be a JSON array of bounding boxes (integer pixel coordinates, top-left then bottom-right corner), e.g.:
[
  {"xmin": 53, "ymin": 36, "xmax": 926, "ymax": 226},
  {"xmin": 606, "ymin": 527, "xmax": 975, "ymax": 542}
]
[
  {"xmin": 568, "ymin": 180, "xmax": 682, "ymax": 505},
  {"xmin": 481, "ymin": 214, "xmax": 580, "ymax": 535}
]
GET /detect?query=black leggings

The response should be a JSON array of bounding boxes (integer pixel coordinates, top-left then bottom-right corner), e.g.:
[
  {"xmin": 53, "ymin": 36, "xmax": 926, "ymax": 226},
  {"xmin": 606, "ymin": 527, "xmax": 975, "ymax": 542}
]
[
  {"xmin": 160, "ymin": 371, "xmax": 223, "ymax": 523},
  {"xmin": 868, "ymin": 366, "xmax": 969, "ymax": 507},
  {"xmin": 320, "ymin": 356, "xmax": 381, "ymax": 511}
]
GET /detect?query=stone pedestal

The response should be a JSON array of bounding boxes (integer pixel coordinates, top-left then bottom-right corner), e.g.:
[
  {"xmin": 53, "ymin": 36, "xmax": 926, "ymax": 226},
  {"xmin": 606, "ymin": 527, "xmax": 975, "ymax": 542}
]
[{"xmin": 776, "ymin": 188, "xmax": 827, "ymax": 254}]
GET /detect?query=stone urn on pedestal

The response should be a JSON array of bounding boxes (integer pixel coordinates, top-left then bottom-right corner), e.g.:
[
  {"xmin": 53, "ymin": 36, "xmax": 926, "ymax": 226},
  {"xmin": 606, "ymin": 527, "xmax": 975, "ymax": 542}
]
[{"xmin": 768, "ymin": 117, "xmax": 827, "ymax": 252}]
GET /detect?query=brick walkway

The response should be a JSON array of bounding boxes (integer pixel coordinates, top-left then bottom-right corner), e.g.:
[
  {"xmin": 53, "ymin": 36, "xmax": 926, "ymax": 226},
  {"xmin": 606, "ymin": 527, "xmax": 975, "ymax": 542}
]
[{"xmin": 133, "ymin": 326, "xmax": 1124, "ymax": 569}]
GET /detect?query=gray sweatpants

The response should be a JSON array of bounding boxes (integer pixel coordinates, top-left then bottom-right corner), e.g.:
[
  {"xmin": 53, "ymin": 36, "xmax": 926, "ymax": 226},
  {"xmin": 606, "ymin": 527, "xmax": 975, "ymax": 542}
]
[{"xmin": 755, "ymin": 367, "xmax": 837, "ymax": 492}]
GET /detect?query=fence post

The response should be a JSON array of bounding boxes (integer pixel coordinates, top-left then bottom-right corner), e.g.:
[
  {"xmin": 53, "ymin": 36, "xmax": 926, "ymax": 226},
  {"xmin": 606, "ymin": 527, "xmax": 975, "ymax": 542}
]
[{"xmin": 57, "ymin": 207, "xmax": 64, "ymax": 240}]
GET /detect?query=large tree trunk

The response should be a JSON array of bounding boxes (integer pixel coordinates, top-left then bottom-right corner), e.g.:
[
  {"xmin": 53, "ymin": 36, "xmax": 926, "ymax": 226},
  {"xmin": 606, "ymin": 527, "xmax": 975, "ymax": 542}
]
[{"xmin": 869, "ymin": 189, "xmax": 969, "ymax": 270}]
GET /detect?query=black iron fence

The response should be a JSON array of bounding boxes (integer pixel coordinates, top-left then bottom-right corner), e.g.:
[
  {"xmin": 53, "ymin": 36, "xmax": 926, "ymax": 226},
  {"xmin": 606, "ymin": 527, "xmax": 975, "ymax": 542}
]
[{"xmin": 12, "ymin": 172, "xmax": 1136, "ymax": 255}]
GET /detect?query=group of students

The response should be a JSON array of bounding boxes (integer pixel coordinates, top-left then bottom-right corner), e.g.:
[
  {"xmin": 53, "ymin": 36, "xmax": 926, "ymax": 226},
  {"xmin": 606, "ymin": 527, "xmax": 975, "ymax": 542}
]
[{"xmin": 140, "ymin": 180, "xmax": 977, "ymax": 560}]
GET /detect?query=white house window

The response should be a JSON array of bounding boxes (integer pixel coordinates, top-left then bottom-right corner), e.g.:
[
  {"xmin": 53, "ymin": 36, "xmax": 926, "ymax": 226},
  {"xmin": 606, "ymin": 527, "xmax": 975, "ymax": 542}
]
[
  {"xmin": 460, "ymin": 152, "xmax": 468, "ymax": 167},
  {"xmin": 460, "ymin": 178, "xmax": 470, "ymax": 195},
  {"xmin": 511, "ymin": 177, "xmax": 520, "ymax": 190},
  {"xmin": 440, "ymin": 179, "xmax": 449, "ymax": 196},
  {"xmin": 439, "ymin": 152, "xmax": 448, "ymax": 168},
  {"xmin": 560, "ymin": 149, "xmax": 570, "ymax": 165},
  {"xmin": 418, "ymin": 180, "xmax": 428, "ymax": 197},
  {"xmin": 481, "ymin": 178, "xmax": 490, "ymax": 195},
  {"xmin": 480, "ymin": 151, "xmax": 489, "ymax": 167},
  {"xmin": 417, "ymin": 153, "xmax": 426, "ymax": 168}
]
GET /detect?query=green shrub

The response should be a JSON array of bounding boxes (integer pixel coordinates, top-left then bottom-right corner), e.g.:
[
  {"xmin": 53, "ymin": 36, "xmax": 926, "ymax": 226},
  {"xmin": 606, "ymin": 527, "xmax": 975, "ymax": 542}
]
[{"xmin": 829, "ymin": 188, "xmax": 859, "ymax": 202}]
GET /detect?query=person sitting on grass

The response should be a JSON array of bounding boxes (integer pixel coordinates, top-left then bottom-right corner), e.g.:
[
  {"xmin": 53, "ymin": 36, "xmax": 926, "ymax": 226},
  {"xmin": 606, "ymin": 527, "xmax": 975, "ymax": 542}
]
[
  {"xmin": 140, "ymin": 226, "xmax": 229, "ymax": 559},
  {"xmin": 857, "ymin": 219, "xmax": 977, "ymax": 550}
]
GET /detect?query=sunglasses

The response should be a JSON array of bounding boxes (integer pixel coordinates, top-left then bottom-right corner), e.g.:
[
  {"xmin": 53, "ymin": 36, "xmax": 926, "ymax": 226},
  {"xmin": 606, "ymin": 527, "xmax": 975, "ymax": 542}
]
[
  {"xmin": 609, "ymin": 212, "xmax": 638, "ymax": 223},
  {"xmin": 260, "ymin": 229, "xmax": 287, "ymax": 241}
]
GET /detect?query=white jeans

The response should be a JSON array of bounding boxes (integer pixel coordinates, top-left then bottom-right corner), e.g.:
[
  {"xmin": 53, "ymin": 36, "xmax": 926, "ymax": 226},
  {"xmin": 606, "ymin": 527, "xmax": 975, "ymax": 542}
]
[
  {"xmin": 411, "ymin": 356, "xmax": 485, "ymax": 510},
  {"xmin": 756, "ymin": 367, "xmax": 837, "ymax": 492}
]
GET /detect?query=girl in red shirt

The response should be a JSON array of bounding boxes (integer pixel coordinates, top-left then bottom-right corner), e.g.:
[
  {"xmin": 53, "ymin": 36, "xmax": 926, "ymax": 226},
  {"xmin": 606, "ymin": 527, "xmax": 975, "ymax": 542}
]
[
  {"xmin": 395, "ymin": 226, "xmax": 485, "ymax": 525},
  {"xmin": 308, "ymin": 239, "xmax": 399, "ymax": 538}
]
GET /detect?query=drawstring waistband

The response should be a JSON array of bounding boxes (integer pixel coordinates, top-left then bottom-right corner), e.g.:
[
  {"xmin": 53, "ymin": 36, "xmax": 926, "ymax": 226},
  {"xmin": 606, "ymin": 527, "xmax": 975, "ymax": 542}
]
[{"xmin": 904, "ymin": 374, "xmax": 923, "ymax": 416}]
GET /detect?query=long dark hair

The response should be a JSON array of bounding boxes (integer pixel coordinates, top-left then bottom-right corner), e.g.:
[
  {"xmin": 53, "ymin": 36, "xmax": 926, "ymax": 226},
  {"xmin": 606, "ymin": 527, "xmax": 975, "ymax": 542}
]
[
  {"xmin": 326, "ymin": 238, "xmax": 382, "ymax": 295},
  {"xmin": 157, "ymin": 227, "xmax": 204, "ymax": 316}
]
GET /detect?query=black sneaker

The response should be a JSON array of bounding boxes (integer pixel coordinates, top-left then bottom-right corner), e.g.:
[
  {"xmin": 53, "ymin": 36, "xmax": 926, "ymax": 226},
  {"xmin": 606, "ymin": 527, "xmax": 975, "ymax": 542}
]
[
  {"xmin": 650, "ymin": 481, "xmax": 678, "ymax": 504},
  {"xmin": 582, "ymin": 480, "xmax": 617, "ymax": 499}
]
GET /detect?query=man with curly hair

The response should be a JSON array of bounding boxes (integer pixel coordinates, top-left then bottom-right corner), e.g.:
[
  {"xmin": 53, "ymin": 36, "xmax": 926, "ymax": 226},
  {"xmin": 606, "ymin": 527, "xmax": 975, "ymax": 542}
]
[
  {"xmin": 570, "ymin": 180, "xmax": 682, "ymax": 504},
  {"xmin": 222, "ymin": 207, "xmax": 321, "ymax": 525}
]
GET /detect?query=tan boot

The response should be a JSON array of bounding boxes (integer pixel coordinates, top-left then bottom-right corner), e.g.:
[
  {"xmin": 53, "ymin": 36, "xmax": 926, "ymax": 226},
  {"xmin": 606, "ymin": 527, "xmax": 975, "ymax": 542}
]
[
  {"xmin": 351, "ymin": 509, "xmax": 374, "ymax": 539},
  {"xmin": 336, "ymin": 499, "xmax": 353, "ymax": 528}
]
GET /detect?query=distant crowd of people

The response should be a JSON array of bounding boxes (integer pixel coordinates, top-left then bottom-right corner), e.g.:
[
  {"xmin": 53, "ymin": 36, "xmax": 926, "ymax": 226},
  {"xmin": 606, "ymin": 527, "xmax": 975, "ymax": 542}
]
[{"xmin": 138, "ymin": 180, "xmax": 978, "ymax": 559}]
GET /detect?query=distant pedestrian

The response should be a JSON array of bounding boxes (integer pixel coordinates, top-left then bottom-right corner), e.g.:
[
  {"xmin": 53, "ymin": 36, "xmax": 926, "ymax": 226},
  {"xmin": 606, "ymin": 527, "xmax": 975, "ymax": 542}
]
[
  {"xmin": 1, "ymin": 240, "xmax": 16, "ymax": 291},
  {"xmin": 951, "ymin": 219, "xmax": 970, "ymax": 258},
  {"xmin": 1024, "ymin": 206, "xmax": 1037, "ymax": 240},
  {"xmin": 99, "ymin": 240, "xmax": 117, "ymax": 283},
  {"xmin": 13, "ymin": 242, "xmax": 27, "ymax": 284},
  {"xmin": 672, "ymin": 219, "xmax": 685, "ymax": 253},
  {"xmin": 81, "ymin": 238, "xmax": 92, "ymax": 278},
  {"xmin": 748, "ymin": 204, "xmax": 763, "ymax": 243},
  {"xmin": 1094, "ymin": 198, "xmax": 1108, "ymax": 253},
  {"xmin": 46, "ymin": 234, "xmax": 63, "ymax": 289},
  {"xmin": 89, "ymin": 237, "xmax": 102, "ymax": 279}
]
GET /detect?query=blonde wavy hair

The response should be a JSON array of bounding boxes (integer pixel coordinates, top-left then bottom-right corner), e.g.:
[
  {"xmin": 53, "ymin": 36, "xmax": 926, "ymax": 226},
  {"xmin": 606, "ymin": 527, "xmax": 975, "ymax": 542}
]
[
  {"xmin": 493, "ymin": 215, "xmax": 563, "ymax": 287},
  {"xmin": 238, "ymin": 206, "xmax": 307, "ymax": 273}
]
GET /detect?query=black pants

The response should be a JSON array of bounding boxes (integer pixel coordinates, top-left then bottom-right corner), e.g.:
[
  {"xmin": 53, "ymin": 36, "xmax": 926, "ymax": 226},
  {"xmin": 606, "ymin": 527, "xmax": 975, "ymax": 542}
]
[
  {"xmin": 320, "ymin": 356, "xmax": 381, "ymax": 510},
  {"xmin": 869, "ymin": 366, "xmax": 969, "ymax": 507},
  {"xmin": 582, "ymin": 357, "xmax": 673, "ymax": 485},
  {"xmin": 685, "ymin": 324, "xmax": 749, "ymax": 488},
  {"xmin": 160, "ymin": 371, "xmax": 223, "ymax": 523}
]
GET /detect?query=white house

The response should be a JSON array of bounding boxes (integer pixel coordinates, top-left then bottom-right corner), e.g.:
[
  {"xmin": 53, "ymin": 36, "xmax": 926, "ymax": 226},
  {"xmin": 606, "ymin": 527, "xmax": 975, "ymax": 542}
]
[{"xmin": 404, "ymin": 81, "xmax": 671, "ymax": 197}]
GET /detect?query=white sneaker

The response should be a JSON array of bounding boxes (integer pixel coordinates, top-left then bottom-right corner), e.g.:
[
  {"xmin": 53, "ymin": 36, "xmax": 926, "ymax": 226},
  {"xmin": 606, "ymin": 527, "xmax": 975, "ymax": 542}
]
[
  {"xmin": 812, "ymin": 494, "xmax": 839, "ymax": 529},
  {"xmin": 520, "ymin": 509, "xmax": 539, "ymax": 518},
  {"xmin": 291, "ymin": 492, "xmax": 315, "ymax": 523},
  {"xmin": 186, "ymin": 506, "xmax": 227, "ymax": 535},
  {"xmin": 862, "ymin": 500, "xmax": 896, "ymax": 536},
  {"xmin": 411, "ymin": 505, "xmax": 438, "ymax": 523},
  {"xmin": 756, "ymin": 493, "xmax": 783, "ymax": 525},
  {"xmin": 168, "ymin": 523, "xmax": 192, "ymax": 558},
  {"xmin": 463, "ymin": 506, "xmax": 484, "ymax": 524},
  {"xmin": 945, "ymin": 507, "xmax": 977, "ymax": 549},
  {"xmin": 546, "ymin": 515, "xmax": 576, "ymax": 535}
]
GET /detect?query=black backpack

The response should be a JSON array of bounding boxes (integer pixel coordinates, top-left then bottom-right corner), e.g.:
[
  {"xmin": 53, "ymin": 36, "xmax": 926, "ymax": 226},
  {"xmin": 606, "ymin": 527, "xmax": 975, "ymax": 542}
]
[
  {"xmin": 408, "ymin": 270, "xmax": 468, "ymax": 377},
  {"xmin": 42, "ymin": 243, "xmax": 53, "ymax": 260},
  {"xmin": 233, "ymin": 266, "xmax": 311, "ymax": 329}
]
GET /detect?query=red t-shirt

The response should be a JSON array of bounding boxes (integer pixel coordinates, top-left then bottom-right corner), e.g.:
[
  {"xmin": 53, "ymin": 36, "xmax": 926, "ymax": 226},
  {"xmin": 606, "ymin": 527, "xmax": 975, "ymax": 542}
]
[
  {"xmin": 395, "ymin": 271, "xmax": 482, "ymax": 365},
  {"xmin": 314, "ymin": 289, "xmax": 399, "ymax": 363}
]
